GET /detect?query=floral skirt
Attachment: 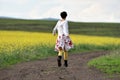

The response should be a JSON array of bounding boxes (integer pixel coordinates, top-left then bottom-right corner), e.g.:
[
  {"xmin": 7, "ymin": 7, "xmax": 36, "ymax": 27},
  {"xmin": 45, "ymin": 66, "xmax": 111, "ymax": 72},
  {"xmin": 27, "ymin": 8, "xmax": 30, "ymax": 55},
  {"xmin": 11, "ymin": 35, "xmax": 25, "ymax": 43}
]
[{"xmin": 55, "ymin": 34, "xmax": 74, "ymax": 51}]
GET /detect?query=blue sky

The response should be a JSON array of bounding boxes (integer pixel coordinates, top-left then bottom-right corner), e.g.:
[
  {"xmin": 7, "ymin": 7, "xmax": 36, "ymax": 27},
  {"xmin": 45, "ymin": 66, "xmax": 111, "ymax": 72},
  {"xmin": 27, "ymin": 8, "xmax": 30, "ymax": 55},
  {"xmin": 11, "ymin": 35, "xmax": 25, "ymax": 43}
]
[{"xmin": 0, "ymin": 0, "xmax": 120, "ymax": 22}]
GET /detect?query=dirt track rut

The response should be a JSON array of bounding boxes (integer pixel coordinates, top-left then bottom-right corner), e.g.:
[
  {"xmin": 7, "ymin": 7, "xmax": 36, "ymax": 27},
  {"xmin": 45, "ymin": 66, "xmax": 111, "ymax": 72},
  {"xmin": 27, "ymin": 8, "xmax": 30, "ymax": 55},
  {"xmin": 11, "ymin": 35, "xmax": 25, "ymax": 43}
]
[{"xmin": 0, "ymin": 51, "xmax": 120, "ymax": 80}]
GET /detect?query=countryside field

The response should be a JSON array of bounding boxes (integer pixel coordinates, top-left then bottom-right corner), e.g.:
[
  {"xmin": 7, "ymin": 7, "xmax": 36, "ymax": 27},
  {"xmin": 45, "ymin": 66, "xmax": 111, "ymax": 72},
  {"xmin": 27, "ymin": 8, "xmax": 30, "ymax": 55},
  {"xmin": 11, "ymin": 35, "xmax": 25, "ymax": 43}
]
[{"xmin": 0, "ymin": 19, "xmax": 120, "ymax": 74}]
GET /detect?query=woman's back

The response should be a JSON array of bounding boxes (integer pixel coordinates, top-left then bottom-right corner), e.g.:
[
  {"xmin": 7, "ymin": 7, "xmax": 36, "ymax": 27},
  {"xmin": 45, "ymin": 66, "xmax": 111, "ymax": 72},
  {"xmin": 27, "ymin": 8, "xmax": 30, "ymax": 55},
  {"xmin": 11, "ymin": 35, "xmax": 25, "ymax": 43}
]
[{"xmin": 55, "ymin": 20, "xmax": 69, "ymax": 36}]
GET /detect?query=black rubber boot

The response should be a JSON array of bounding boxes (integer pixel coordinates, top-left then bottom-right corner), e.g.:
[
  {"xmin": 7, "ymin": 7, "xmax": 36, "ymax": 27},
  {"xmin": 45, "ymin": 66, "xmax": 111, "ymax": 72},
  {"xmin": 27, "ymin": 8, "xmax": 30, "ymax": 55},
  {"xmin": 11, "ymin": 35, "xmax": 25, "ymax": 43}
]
[
  {"xmin": 57, "ymin": 56, "xmax": 62, "ymax": 67},
  {"xmin": 64, "ymin": 60, "xmax": 68, "ymax": 67}
]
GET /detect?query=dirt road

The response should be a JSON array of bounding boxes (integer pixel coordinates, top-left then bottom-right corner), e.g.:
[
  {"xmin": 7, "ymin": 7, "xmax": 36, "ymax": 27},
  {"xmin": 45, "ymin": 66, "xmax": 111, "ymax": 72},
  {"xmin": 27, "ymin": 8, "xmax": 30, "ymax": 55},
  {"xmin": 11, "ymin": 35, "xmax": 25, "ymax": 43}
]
[{"xmin": 0, "ymin": 51, "xmax": 120, "ymax": 80}]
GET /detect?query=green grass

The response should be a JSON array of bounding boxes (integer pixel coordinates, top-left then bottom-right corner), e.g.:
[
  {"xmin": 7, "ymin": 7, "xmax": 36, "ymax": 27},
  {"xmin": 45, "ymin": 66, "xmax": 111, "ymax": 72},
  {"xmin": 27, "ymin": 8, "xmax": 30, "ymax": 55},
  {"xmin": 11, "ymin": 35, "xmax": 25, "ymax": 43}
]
[
  {"xmin": 0, "ymin": 18, "xmax": 120, "ymax": 74},
  {"xmin": 88, "ymin": 49, "xmax": 120, "ymax": 74},
  {"xmin": 0, "ymin": 44, "xmax": 55, "ymax": 68},
  {"xmin": 0, "ymin": 43, "xmax": 120, "ymax": 68},
  {"xmin": 0, "ymin": 19, "xmax": 120, "ymax": 37}
]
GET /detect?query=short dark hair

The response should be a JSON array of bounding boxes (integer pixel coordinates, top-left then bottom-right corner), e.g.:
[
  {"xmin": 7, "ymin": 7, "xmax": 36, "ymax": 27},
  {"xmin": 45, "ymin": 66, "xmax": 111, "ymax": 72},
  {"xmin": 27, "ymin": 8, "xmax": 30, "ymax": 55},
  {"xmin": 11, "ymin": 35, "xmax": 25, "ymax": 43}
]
[{"xmin": 60, "ymin": 11, "xmax": 67, "ymax": 19}]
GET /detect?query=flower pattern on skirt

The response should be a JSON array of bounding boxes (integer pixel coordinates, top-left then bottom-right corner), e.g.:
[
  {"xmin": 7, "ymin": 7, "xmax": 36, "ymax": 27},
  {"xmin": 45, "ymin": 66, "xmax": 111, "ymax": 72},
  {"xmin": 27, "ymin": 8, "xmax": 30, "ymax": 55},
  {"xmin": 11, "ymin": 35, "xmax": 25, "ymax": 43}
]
[{"xmin": 55, "ymin": 34, "xmax": 74, "ymax": 51}]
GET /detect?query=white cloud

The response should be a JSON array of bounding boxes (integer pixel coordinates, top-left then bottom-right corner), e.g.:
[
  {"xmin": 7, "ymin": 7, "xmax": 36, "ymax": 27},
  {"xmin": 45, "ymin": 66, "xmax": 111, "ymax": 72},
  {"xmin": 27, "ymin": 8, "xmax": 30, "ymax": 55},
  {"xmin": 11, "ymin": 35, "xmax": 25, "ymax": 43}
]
[
  {"xmin": 62, "ymin": 0, "xmax": 119, "ymax": 22},
  {"xmin": 0, "ymin": 0, "xmax": 120, "ymax": 22},
  {"xmin": 28, "ymin": 9, "xmax": 41, "ymax": 19},
  {"xmin": 41, "ymin": 6, "xmax": 66, "ymax": 19},
  {"xmin": 27, "ymin": 4, "xmax": 43, "ymax": 19},
  {"xmin": 0, "ymin": 0, "xmax": 29, "ymax": 5}
]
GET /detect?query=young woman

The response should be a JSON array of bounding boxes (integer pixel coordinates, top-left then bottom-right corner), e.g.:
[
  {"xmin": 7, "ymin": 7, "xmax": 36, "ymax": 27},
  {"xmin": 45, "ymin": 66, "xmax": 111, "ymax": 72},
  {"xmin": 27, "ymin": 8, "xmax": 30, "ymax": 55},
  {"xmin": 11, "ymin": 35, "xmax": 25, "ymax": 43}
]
[{"xmin": 52, "ymin": 11, "xmax": 73, "ymax": 67}]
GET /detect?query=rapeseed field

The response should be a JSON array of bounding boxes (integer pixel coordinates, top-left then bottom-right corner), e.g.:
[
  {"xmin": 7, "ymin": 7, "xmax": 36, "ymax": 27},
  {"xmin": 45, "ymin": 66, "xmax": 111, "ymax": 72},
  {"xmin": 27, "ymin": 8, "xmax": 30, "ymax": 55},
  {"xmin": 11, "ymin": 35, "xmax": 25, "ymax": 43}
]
[
  {"xmin": 0, "ymin": 30, "xmax": 120, "ymax": 68},
  {"xmin": 0, "ymin": 30, "xmax": 120, "ymax": 54}
]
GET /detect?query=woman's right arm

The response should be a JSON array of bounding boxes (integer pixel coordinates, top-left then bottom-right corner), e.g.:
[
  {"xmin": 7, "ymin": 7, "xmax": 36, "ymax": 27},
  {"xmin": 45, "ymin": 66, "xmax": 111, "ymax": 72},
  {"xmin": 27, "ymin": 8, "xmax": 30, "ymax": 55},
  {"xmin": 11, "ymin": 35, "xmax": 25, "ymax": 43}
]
[{"xmin": 52, "ymin": 21, "xmax": 58, "ymax": 36}]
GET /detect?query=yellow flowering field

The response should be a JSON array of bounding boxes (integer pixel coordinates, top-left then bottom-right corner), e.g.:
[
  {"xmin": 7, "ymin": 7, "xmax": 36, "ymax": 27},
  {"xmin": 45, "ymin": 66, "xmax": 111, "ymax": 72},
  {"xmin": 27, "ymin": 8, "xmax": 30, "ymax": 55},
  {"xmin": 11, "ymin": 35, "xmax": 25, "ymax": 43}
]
[
  {"xmin": 0, "ymin": 30, "xmax": 120, "ymax": 68},
  {"xmin": 0, "ymin": 30, "xmax": 120, "ymax": 54},
  {"xmin": 71, "ymin": 35, "xmax": 120, "ymax": 45},
  {"xmin": 0, "ymin": 31, "xmax": 55, "ymax": 53}
]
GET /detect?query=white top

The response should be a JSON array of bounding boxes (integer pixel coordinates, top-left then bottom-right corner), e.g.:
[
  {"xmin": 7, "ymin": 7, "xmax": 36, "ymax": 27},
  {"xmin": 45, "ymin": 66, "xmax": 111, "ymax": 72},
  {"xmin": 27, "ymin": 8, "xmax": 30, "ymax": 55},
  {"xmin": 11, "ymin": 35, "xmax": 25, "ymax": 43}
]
[{"xmin": 53, "ymin": 20, "xmax": 69, "ymax": 36}]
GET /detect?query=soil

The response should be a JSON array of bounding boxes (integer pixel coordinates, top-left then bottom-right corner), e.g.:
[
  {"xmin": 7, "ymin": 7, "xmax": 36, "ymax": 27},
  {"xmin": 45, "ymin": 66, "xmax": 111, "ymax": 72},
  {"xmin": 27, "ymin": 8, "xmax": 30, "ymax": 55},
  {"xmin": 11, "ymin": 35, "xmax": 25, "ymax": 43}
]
[{"xmin": 0, "ymin": 51, "xmax": 120, "ymax": 80}]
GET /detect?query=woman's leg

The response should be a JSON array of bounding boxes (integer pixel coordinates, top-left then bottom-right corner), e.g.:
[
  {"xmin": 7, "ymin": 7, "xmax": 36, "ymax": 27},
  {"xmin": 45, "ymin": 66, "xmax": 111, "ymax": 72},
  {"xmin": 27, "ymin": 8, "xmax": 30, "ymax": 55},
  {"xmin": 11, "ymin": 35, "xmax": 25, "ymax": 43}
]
[
  {"xmin": 57, "ymin": 47, "xmax": 63, "ymax": 67},
  {"xmin": 63, "ymin": 51, "xmax": 68, "ymax": 60},
  {"xmin": 63, "ymin": 47, "xmax": 68, "ymax": 67},
  {"xmin": 58, "ymin": 47, "xmax": 63, "ymax": 56}
]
